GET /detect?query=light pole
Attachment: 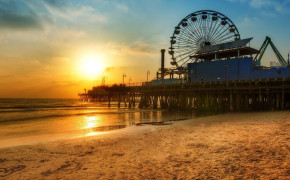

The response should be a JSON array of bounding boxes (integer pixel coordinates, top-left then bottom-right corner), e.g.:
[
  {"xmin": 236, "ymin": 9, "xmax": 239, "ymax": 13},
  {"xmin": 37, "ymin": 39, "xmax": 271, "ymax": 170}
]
[
  {"xmin": 147, "ymin": 71, "xmax": 150, "ymax": 82},
  {"xmin": 102, "ymin": 73, "xmax": 107, "ymax": 86},
  {"xmin": 129, "ymin": 77, "xmax": 132, "ymax": 86},
  {"xmin": 123, "ymin": 73, "xmax": 126, "ymax": 85},
  {"xmin": 288, "ymin": 52, "xmax": 290, "ymax": 65}
]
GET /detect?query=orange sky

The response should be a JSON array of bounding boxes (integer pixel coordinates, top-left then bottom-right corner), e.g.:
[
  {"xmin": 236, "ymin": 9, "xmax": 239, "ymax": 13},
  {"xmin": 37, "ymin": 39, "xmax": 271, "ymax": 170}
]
[
  {"xmin": 0, "ymin": 1, "xmax": 167, "ymax": 98},
  {"xmin": 0, "ymin": 0, "xmax": 289, "ymax": 98},
  {"xmin": 0, "ymin": 41, "xmax": 162, "ymax": 98}
]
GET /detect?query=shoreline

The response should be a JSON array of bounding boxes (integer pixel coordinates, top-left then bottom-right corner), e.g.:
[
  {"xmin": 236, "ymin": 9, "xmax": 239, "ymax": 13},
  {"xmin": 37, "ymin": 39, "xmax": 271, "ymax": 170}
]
[{"xmin": 0, "ymin": 111, "xmax": 289, "ymax": 179}]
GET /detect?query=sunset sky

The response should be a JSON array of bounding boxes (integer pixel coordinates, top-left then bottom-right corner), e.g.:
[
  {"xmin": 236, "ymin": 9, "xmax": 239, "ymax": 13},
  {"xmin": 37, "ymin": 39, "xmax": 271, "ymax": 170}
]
[{"xmin": 0, "ymin": 0, "xmax": 290, "ymax": 98}]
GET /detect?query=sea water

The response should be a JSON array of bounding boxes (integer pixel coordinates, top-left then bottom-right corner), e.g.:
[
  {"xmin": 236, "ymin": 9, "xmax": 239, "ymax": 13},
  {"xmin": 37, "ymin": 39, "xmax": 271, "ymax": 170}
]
[{"xmin": 0, "ymin": 98, "xmax": 194, "ymax": 148}]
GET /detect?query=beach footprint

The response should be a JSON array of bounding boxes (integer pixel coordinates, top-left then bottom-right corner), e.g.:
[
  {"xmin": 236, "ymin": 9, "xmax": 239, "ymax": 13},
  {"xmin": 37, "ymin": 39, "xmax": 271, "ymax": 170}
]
[{"xmin": 0, "ymin": 165, "xmax": 26, "ymax": 177}]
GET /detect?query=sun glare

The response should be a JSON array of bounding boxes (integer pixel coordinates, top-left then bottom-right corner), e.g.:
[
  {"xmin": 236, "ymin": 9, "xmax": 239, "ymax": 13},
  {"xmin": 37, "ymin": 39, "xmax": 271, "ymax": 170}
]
[{"xmin": 79, "ymin": 54, "xmax": 104, "ymax": 79}]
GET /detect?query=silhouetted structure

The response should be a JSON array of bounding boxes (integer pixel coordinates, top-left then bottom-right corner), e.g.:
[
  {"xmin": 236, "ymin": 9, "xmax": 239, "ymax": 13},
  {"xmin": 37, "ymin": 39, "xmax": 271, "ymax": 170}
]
[{"xmin": 79, "ymin": 10, "xmax": 290, "ymax": 113}]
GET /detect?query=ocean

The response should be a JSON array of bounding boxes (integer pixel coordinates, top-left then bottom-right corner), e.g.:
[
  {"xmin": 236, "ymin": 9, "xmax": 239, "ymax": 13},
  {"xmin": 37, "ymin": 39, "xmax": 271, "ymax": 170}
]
[{"xmin": 0, "ymin": 98, "xmax": 194, "ymax": 148}]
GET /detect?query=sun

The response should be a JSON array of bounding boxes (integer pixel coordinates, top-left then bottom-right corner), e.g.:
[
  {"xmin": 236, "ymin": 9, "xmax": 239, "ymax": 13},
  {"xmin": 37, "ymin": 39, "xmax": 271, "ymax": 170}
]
[{"xmin": 79, "ymin": 54, "xmax": 104, "ymax": 79}]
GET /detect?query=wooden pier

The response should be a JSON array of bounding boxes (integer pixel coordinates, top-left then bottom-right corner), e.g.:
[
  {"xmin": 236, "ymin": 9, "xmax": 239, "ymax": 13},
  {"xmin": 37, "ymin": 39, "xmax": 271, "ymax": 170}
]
[
  {"xmin": 79, "ymin": 84, "xmax": 141, "ymax": 108},
  {"xmin": 80, "ymin": 79, "xmax": 290, "ymax": 113}
]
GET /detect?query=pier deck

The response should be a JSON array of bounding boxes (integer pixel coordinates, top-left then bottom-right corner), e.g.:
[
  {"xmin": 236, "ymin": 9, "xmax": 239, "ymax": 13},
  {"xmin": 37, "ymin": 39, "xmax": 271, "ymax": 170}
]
[{"xmin": 79, "ymin": 79, "xmax": 290, "ymax": 112}]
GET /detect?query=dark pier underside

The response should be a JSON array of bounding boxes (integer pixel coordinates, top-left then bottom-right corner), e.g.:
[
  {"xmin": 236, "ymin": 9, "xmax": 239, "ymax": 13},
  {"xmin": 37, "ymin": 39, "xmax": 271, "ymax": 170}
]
[{"xmin": 80, "ymin": 79, "xmax": 290, "ymax": 113}]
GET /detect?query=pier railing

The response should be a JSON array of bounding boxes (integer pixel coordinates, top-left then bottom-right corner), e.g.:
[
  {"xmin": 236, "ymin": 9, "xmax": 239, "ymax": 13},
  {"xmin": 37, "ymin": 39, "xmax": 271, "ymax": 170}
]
[{"xmin": 96, "ymin": 82, "xmax": 143, "ymax": 87}]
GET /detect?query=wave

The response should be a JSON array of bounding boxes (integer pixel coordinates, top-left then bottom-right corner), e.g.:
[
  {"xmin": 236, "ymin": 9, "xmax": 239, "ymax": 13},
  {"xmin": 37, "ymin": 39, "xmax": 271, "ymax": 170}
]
[
  {"xmin": 0, "ymin": 107, "xmax": 93, "ymax": 114},
  {"xmin": 0, "ymin": 105, "xmax": 115, "ymax": 114},
  {"xmin": 0, "ymin": 105, "xmax": 85, "ymax": 110},
  {"xmin": 0, "ymin": 109, "xmax": 151, "ymax": 124}
]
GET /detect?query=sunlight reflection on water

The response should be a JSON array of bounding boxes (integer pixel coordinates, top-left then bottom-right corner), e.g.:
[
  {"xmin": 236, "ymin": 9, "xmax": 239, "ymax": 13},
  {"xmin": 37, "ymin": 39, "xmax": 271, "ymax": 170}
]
[
  {"xmin": 81, "ymin": 115, "xmax": 103, "ymax": 137},
  {"xmin": 1, "ymin": 110, "xmax": 192, "ymax": 139},
  {"xmin": 83, "ymin": 116, "xmax": 100, "ymax": 129},
  {"xmin": 0, "ymin": 98, "xmax": 195, "ymax": 147},
  {"xmin": 85, "ymin": 131, "xmax": 103, "ymax": 137}
]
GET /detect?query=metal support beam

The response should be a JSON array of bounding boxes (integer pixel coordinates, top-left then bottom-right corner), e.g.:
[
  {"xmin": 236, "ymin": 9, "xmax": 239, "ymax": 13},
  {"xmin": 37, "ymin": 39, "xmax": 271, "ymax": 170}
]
[{"xmin": 161, "ymin": 49, "xmax": 165, "ymax": 79}]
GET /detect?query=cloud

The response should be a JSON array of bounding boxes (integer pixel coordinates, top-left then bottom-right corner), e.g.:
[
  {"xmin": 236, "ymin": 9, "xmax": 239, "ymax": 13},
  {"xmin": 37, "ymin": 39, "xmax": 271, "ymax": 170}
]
[
  {"xmin": 0, "ymin": 74, "xmax": 15, "ymax": 78},
  {"xmin": 226, "ymin": 0, "xmax": 290, "ymax": 14},
  {"xmin": 0, "ymin": 1, "xmax": 43, "ymax": 30},
  {"xmin": 106, "ymin": 41, "xmax": 158, "ymax": 56},
  {"xmin": 105, "ymin": 67, "xmax": 115, "ymax": 72},
  {"xmin": 114, "ymin": 3, "xmax": 129, "ymax": 12},
  {"xmin": 46, "ymin": 80, "xmax": 81, "ymax": 88},
  {"xmin": 237, "ymin": 17, "xmax": 258, "ymax": 28},
  {"xmin": 249, "ymin": 0, "xmax": 272, "ymax": 8},
  {"xmin": 43, "ymin": 0, "xmax": 107, "ymax": 23},
  {"xmin": 43, "ymin": 0, "xmax": 70, "ymax": 10},
  {"xmin": 250, "ymin": 0, "xmax": 290, "ymax": 14},
  {"xmin": 0, "ymin": 13, "xmax": 42, "ymax": 30}
]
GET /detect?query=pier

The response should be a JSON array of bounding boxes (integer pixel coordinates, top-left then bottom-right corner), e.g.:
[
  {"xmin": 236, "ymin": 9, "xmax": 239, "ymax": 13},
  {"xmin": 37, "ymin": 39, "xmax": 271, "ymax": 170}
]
[
  {"xmin": 79, "ymin": 84, "xmax": 141, "ymax": 108},
  {"xmin": 138, "ymin": 79, "xmax": 290, "ymax": 112},
  {"xmin": 79, "ymin": 10, "xmax": 290, "ymax": 114},
  {"xmin": 79, "ymin": 78, "xmax": 290, "ymax": 113}
]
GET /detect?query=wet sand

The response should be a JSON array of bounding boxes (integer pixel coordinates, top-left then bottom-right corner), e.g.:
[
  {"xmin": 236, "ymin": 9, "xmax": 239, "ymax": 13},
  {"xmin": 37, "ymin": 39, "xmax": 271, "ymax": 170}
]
[{"xmin": 0, "ymin": 111, "xmax": 289, "ymax": 179}]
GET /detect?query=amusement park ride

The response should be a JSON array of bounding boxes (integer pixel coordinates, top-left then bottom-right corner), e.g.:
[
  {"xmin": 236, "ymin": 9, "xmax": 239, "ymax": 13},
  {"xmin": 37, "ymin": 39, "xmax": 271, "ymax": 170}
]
[
  {"xmin": 156, "ymin": 10, "xmax": 289, "ymax": 82},
  {"xmin": 80, "ymin": 10, "xmax": 290, "ymax": 112}
]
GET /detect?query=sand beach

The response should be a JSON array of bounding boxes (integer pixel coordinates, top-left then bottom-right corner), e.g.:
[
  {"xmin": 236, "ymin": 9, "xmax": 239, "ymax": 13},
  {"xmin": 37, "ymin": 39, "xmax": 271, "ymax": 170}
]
[{"xmin": 0, "ymin": 111, "xmax": 289, "ymax": 179}]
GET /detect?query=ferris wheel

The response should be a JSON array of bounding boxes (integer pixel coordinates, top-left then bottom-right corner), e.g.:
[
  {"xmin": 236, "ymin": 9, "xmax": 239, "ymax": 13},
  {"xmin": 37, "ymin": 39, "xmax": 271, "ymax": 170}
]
[{"xmin": 169, "ymin": 10, "xmax": 241, "ymax": 69}]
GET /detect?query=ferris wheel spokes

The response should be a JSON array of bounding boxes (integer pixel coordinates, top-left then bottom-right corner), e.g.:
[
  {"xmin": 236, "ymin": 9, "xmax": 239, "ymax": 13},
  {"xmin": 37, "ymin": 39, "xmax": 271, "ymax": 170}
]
[{"xmin": 169, "ymin": 10, "xmax": 241, "ymax": 69}]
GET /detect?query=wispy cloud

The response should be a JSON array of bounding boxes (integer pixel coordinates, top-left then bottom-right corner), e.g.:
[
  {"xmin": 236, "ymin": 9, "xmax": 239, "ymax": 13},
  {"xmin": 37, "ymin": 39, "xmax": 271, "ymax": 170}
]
[
  {"xmin": 0, "ymin": 0, "xmax": 43, "ymax": 30},
  {"xmin": 43, "ymin": 0, "xmax": 107, "ymax": 23},
  {"xmin": 0, "ymin": 74, "xmax": 15, "ymax": 79},
  {"xmin": 43, "ymin": 0, "xmax": 70, "ymax": 10},
  {"xmin": 237, "ymin": 17, "xmax": 258, "ymax": 28},
  {"xmin": 105, "ymin": 67, "xmax": 115, "ymax": 72},
  {"xmin": 114, "ymin": 2, "xmax": 129, "ymax": 12},
  {"xmin": 226, "ymin": 0, "xmax": 290, "ymax": 14},
  {"xmin": 106, "ymin": 40, "xmax": 158, "ymax": 56}
]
